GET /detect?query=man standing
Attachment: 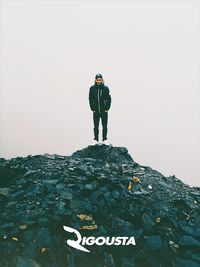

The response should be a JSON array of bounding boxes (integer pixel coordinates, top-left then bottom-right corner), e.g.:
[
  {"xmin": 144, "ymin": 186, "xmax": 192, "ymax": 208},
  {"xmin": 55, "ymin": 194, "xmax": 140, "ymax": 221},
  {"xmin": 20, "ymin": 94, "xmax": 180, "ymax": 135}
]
[{"xmin": 89, "ymin": 74, "xmax": 112, "ymax": 145}]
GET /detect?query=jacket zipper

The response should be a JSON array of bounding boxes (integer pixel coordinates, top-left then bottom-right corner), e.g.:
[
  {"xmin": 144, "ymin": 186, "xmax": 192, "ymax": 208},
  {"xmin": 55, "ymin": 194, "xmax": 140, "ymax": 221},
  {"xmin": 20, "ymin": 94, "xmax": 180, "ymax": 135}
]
[{"xmin": 98, "ymin": 88, "xmax": 100, "ymax": 113}]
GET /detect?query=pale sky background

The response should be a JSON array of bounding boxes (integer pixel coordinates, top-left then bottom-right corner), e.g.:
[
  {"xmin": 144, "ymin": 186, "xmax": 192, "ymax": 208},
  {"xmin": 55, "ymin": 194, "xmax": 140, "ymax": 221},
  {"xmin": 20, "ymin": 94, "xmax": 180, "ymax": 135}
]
[{"xmin": 0, "ymin": 0, "xmax": 199, "ymax": 186}]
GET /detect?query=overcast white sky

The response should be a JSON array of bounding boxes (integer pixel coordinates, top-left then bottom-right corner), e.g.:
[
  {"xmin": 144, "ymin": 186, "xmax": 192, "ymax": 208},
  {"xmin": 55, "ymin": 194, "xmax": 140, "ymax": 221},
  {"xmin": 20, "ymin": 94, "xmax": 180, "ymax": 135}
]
[{"xmin": 0, "ymin": 0, "xmax": 199, "ymax": 186}]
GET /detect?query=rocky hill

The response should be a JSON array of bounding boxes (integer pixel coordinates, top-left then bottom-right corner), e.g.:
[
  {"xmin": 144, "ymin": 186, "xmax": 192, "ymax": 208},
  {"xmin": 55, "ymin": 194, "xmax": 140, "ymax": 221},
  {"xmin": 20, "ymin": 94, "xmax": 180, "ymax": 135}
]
[{"xmin": 0, "ymin": 145, "xmax": 200, "ymax": 267}]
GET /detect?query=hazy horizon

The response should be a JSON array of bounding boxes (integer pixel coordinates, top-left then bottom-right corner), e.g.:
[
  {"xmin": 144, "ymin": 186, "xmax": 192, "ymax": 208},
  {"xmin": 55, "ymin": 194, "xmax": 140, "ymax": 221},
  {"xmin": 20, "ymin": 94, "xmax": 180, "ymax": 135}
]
[{"xmin": 0, "ymin": 0, "xmax": 199, "ymax": 186}]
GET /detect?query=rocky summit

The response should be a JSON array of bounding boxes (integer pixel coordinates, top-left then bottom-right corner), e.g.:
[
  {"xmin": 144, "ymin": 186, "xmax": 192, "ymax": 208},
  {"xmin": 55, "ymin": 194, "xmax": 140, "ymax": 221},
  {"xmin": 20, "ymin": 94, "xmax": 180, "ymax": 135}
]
[{"xmin": 0, "ymin": 145, "xmax": 200, "ymax": 267}]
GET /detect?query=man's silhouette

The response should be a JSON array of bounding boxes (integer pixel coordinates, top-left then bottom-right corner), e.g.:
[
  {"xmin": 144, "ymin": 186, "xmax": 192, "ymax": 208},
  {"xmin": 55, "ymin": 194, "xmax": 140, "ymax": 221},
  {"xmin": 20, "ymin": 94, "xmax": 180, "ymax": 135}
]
[{"xmin": 89, "ymin": 74, "xmax": 112, "ymax": 145}]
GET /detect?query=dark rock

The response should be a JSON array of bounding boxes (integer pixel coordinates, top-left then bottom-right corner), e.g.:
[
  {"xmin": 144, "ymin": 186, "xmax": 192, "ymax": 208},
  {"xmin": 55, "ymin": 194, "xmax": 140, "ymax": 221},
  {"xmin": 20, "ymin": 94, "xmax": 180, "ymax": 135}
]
[
  {"xmin": 146, "ymin": 235, "xmax": 162, "ymax": 250},
  {"xmin": 146, "ymin": 256, "xmax": 162, "ymax": 267},
  {"xmin": 142, "ymin": 213, "xmax": 155, "ymax": 231},
  {"xmin": 0, "ymin": 187, "xmax": 10, "ymax": 196},
  {"xmin": 0, "ymin": 145, "xmax": 199, "ymax": 267},
  {"xmin": 16, "ymin": 256, "xmax": 40, "ymax": 267},
  {"xmin": 178, "ymin": 235, "xmax": 200, "ymax": 246},
  {"xmin": 173, "ymin": 257, "xmax": 200, "ymax": 267}
]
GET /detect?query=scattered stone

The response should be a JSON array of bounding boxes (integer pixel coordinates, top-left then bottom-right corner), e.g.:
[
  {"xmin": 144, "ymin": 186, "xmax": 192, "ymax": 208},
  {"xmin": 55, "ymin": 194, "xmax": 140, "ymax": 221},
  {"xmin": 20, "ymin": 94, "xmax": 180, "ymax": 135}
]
[
  {"xmin": 178, "ymin": 235, "xmax": 200, "ymax": 246},
  {"xmin": 16, "ymin": 256, "xmax": 40, "ymax": 267},
  {"xmin": 0, "ymin": 187, "xmax": 10, "ymax": 196},
  {"xmin": 146, "ymin": 235, "xmax": 162, "ymax": 250},
  {"xmin": 0, "ymin": 145, "xmax": 199, "ymax": 267}
]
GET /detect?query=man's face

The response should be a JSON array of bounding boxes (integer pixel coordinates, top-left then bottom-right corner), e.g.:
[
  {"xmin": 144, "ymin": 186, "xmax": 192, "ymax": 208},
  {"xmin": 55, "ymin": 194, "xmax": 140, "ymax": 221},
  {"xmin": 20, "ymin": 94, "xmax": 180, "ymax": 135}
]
[{"xmin": 96, "ymin": 78, "xmax": 103, "ymax": 85}]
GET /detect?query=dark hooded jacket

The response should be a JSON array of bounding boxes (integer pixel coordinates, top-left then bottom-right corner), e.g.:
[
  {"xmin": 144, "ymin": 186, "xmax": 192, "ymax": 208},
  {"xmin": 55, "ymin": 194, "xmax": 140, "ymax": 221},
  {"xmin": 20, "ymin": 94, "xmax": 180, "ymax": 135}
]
[{"xmin": 89, "ymin": 84, "xmax": 111, "ymax": 112}]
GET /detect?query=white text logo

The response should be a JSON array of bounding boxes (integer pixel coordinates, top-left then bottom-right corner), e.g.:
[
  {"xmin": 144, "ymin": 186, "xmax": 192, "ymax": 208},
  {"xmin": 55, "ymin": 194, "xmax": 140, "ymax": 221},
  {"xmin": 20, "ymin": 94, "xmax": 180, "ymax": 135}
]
[{"xmin": 63, "ymin": 225, "xmax": 136, "ymax": 253}]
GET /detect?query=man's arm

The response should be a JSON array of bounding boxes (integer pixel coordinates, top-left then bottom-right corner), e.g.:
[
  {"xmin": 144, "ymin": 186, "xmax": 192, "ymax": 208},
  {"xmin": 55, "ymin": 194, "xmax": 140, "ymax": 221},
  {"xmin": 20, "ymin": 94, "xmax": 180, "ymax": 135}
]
[
  {"xmin": 105, "ymin": 87, "xmax": 111, "ymax": 110},
  {"xmin": 89, "ymin": 87, "xmax": 95, "ymax": 111}
]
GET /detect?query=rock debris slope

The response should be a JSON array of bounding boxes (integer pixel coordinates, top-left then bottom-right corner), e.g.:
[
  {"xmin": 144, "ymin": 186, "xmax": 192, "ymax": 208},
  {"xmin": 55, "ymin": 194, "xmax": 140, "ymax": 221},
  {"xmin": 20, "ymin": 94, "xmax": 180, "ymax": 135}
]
[{"xmin": 0, "ymin": 145, "xmax": 200, "ymax": 267}]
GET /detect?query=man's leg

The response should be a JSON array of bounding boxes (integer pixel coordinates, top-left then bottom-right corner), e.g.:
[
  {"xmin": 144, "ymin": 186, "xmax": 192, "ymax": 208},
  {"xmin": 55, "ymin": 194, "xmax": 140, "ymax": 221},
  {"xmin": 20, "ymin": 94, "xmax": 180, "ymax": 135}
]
[
  {"xmin": 93, "ymin": 111, "xmax": 100, "ymax": 141},
  {"xmin": 101, "ymin": 111, "xmax": 108, "ymax": 141}
]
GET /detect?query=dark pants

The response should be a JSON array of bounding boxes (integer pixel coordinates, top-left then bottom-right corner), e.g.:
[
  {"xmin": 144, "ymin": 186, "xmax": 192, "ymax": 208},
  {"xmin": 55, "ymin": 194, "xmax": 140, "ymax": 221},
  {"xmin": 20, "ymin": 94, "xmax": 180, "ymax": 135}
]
[{"xmin": 93, "ymin": 111, "xmax": 108, "ymax": 141}]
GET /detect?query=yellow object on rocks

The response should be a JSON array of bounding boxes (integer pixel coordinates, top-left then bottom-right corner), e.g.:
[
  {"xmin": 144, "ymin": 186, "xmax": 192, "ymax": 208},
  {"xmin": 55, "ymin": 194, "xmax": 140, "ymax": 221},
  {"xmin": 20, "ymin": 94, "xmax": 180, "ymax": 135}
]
[
  {"xmin": 128, "ymin": 182, "xmax": 132, "ymax": 190},
  {"xmin": 79, "ymin": 225, "xmax": 98, "ymax": 230},
  {"xmin": 132, "ymin": 177, "xmax": 141, "ymax": 183},
  {"xmin": 77, "ymin": 214, "xmax": 93, "ymax": 221}
]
